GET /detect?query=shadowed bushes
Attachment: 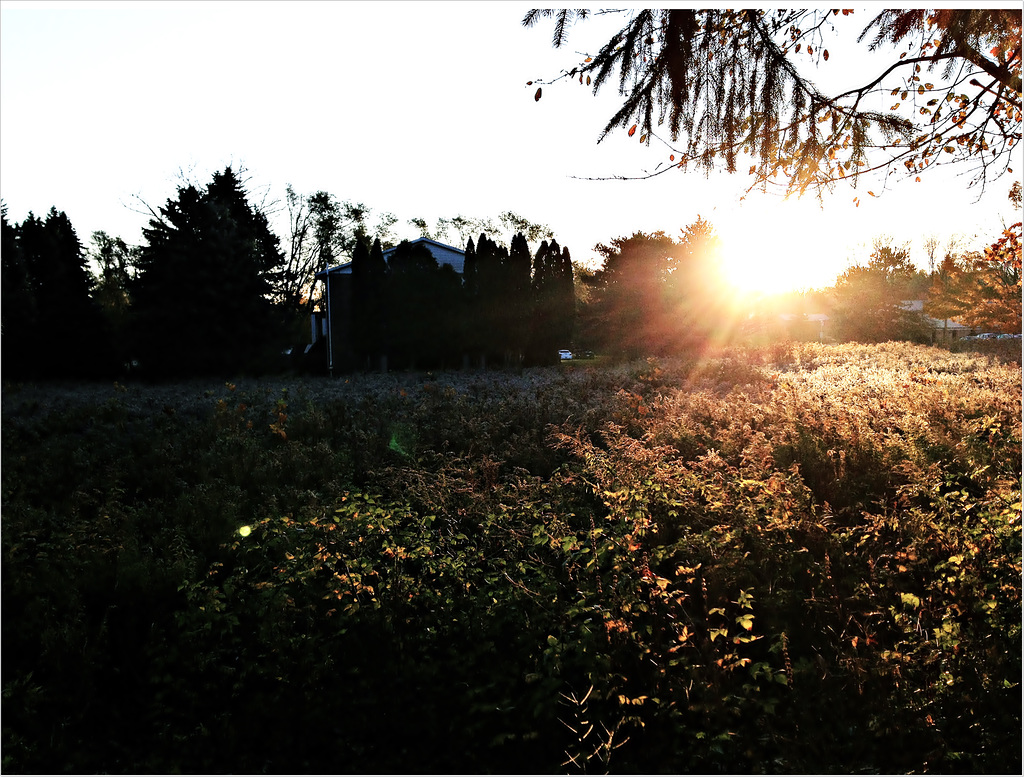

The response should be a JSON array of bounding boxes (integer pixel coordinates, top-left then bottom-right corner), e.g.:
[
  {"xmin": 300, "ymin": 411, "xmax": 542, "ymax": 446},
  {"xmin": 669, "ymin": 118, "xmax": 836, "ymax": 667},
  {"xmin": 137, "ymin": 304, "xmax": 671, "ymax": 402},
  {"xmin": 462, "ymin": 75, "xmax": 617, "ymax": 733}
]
[{"xmin": 3, "ymin": 343, "xmax": 1020, "ymax": 773}]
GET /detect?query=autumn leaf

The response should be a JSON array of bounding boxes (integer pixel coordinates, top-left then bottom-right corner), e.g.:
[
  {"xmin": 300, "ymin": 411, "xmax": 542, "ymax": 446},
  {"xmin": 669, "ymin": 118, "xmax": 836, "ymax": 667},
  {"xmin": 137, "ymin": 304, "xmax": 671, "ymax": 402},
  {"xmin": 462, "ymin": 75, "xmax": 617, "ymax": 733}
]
[
  {"xmin": 823, "ymin": 49, "xmax": 829, "ymax": 61},
  {"xmin": 534, "ymin": 87, "xmax": 542, "ymax": 101},
  {"xmin": 628, "ymin": 124, "xmax": 638, "ymax": 137}
]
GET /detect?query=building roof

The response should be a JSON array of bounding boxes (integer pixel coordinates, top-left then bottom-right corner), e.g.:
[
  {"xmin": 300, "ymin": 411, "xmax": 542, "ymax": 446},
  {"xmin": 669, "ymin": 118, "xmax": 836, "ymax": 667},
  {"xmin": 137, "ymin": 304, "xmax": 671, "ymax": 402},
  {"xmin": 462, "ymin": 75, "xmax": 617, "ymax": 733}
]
[
  {"xmin": 900, "ymin": 299, "xmax": 971, "ymax": 330},
  {"xmin": 315, "ymin": 237, "xmax": 466, "ymax": 279},
  {"xmin": 778, "ymin": 313, "xmax": 829, "ymax": 322}
]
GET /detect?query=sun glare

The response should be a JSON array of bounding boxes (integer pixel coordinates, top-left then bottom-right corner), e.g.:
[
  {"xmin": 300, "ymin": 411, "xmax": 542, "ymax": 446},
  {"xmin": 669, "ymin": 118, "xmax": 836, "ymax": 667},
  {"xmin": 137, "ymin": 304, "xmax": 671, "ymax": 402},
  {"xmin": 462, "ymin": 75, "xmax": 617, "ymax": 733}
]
[{"xmin": 717, "ymin": 202, "xmax": 846, "ymax": 296}]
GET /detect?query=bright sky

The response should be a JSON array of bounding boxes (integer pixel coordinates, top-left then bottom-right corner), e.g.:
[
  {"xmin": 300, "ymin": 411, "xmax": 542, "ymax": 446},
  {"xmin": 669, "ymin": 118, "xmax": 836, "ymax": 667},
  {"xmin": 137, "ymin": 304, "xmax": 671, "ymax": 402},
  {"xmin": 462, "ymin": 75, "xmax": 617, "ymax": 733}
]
[{"xmin": 2, "ymin": 1, "xmax": 1021, "ymax": 294}]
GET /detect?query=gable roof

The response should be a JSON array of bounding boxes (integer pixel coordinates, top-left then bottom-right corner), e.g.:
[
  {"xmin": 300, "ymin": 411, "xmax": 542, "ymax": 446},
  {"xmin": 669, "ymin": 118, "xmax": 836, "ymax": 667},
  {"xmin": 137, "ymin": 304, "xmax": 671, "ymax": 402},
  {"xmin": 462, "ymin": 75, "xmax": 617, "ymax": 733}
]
[{"xmin": 316, "ymin": 237, "xmax": 466, "ymax": 278}]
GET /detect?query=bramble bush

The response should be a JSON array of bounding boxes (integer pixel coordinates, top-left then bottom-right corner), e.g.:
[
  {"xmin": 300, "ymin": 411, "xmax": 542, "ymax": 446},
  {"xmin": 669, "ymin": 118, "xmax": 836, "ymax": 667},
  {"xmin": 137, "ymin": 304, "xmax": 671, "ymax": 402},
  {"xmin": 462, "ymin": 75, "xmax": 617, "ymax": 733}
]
[{"xmin": 2, "ymin": 342, "xmax": 1020, "ymax": 772}]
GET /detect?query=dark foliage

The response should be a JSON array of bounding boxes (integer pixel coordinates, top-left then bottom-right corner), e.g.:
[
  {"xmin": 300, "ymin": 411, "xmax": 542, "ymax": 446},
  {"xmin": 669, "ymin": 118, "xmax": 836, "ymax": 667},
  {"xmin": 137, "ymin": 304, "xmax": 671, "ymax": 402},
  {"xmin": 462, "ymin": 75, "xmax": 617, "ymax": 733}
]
[
  {"xmin": 2, "ymin": 344, "xmax": 1019, "ymax": 774},
  {"xmin": 130, "ymin": 167, "xmax": 287, "ymax": 379},
  {"xmin": 1, "ymin": 206, "xmax": 115, "ymax": 379}
]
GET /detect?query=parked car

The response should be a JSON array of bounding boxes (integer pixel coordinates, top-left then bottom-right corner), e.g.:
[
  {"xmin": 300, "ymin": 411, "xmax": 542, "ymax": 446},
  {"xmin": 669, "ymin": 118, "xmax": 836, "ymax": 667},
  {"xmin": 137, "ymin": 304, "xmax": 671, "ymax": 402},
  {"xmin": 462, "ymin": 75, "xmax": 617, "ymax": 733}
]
[{"xmin": 558, "ymin": 349, "xmax": 573, "ymax": 360}]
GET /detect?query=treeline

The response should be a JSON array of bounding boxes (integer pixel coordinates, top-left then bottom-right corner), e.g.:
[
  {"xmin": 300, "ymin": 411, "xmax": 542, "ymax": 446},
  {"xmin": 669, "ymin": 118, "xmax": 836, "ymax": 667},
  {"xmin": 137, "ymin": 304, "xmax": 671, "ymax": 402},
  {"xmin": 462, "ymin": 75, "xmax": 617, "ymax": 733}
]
[
  {"xmin": 345, "ymin": 233, "xmax": 574, "ymax": 371},
  {"xmin": 5, "ymin": 167, "xmax": 1018, "ymax": 381},
  {"xmin": 2, "ymin": 168, "xmax": 289, "ymax": 381},
  {"xmin": 1, "ymin": 167, "xmax": 574, "ymax": 380}
]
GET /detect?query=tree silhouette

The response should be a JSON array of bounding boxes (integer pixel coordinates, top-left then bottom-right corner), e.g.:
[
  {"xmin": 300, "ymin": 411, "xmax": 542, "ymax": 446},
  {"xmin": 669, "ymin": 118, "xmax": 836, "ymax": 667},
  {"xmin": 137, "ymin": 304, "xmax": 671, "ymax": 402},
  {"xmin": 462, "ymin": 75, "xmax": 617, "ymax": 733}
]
[
  {"xmin": 587, "ymin": 231, "xmax": 679, "ymax": 358},
  {"xmin": 131, "ymin": 166, "xmax": 286, "ymax": 378},
  {"xmin": 385, "ymin": 239, "xmax": 443, "ymax": 369},
  {"xmin": 474, "ymin": 234, "xmax": 509, "ymax": 367},
  {"xmin": 351, "ymin": 236, "xmax": 391, "ymax": 369},
  {"xmin": 2, "ymin": 206, "xmax": 112, "ymax": 378},
  {"xmin": 89, "ymin": 231, "xmax": 139, "ymax": 370},
  {"xmin": 1, "ymin": 204, "xmax": 37, "ymax": 377},
  {"xmin": 524, "ymin": 9, "xmax": 1021, "ymax": 197}
]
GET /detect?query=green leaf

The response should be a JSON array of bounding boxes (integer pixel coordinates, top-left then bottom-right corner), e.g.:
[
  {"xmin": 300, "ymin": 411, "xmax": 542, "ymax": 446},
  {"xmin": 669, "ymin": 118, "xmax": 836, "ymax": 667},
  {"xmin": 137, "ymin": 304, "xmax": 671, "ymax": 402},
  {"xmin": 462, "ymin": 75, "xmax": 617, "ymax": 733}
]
[{"xmin": 900, "ymin": 592, "xmax": 921, "ymax": 609}]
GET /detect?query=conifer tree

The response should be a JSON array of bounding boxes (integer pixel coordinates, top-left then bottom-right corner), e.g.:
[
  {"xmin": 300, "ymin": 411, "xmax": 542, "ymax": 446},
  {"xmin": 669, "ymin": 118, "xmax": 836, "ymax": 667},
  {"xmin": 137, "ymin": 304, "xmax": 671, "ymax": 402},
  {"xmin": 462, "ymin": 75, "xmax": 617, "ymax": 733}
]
[
  {"xmin": 461, "ymin": 237, "xmax": 481, "ymax": 366},
  {"xmin": 475, "ymin": 233, "xmax": 506, "ymax": 366},
  {"xmin": 1, "ymin": 205, "xmax": 36, "ymax": 377},
  {"xmin": 554, "ymin": 244, "xmax": 576, "ymax": 350},
  {"xmin": 366, "ymin": 237, "xmax": 390, "ymax": 367},
  {"xmin": 506, "ymin": 232, "xmax": 534, "ymax": 365},
  {"xmin": 528, "ymin": 239, "xmax": 562, "ymax": 364},
  {"xmin": 350, "ymin": 236, "xmax": 373, "ymax": 367},
  {"xmin": 385, "ymin": 239, "xmax": 439, "ymax": 369},
  {"xmin": 132, "ymin": 166, "xmax": 286, "ymax": 378},
  {"xmin": 2, "ymin": 207, "xmax": 113, "ymax": 378}
]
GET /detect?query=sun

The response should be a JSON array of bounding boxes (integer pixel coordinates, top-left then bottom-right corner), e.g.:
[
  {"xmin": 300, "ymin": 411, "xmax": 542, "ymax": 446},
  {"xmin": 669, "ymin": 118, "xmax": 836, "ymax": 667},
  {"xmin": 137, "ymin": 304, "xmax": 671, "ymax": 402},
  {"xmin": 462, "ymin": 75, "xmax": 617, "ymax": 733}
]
[{"xmin": 715, "ymin": 201, "xmax": 847, "ymax": 297}]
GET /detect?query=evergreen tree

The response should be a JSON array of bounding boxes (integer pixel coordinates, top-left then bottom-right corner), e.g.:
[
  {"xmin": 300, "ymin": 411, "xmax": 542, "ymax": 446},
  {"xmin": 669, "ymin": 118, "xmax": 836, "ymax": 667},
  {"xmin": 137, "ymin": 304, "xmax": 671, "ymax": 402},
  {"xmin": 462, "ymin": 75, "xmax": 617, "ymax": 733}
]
[
  {"xmin": 461, "ymin": 237, "xmax": 482, "ymax": 366},
  {"xmin": 1, "ymin": 205, "xmax": 37, "ymax": 377},
  {"xmin": 505, "ymin": 232, "xmax": 534, "ymax": 366},
  {"xmin": 528, "ymin": 239, "xmax": 562, "ymax": 364},
  {"xmin": 385, "ymin": 240, "xmax": 440, "ymax": 369},
  {"xmin": 475, "ymin": 234, "xmax": 506, "ymax": 367},
  {"xmin": 131, "ymin": 166, "xmax": 286, "ymax": 378},
  {"xmin": 2, "ymin": 207, "xmax": 113, "ymax": 378},
  {"xmin": 366, "ymin": 237, "xmax": 390, "ymax": 367},
  {"xmin": 554, "ymin": 244, "xmax": 576, "ymax": 351},
  {"xmin": 350, "ymin": 236, "xmax": 372, "ymax": 366}
]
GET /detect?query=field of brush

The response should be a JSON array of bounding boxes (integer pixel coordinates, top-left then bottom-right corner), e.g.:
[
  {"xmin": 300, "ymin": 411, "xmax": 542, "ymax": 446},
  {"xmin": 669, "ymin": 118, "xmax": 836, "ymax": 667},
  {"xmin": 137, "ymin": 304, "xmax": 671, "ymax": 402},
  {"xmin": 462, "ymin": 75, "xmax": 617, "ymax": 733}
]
[{"xmin": 2, "ymin": 341, "xmax": 1021, "ymax": 773}]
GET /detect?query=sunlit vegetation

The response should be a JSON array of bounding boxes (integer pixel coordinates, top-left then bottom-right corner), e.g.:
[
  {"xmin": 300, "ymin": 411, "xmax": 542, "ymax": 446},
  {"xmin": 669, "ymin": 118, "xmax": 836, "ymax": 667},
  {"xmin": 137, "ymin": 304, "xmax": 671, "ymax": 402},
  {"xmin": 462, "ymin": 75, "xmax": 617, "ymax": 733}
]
[{"xmin": 3, "ymin": 342, "xmax": 1020, "ymax": 773}]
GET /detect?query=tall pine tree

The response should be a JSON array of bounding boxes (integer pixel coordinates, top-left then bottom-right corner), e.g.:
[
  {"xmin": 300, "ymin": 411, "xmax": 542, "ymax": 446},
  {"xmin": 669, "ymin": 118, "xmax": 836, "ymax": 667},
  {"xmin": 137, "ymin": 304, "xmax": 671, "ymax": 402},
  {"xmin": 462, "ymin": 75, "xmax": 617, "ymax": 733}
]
[{"xmin": 132, "ymin": 167, "xmax": 285, "ymax": 378}]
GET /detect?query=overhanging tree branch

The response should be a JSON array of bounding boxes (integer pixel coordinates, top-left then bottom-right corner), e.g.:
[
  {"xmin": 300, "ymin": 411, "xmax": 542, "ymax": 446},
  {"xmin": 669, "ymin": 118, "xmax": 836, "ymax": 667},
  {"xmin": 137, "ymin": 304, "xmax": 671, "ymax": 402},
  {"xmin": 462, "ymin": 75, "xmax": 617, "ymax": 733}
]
[{"xmin": 524, "ymin": 8, "xmax": 1022, "ymax": 198}]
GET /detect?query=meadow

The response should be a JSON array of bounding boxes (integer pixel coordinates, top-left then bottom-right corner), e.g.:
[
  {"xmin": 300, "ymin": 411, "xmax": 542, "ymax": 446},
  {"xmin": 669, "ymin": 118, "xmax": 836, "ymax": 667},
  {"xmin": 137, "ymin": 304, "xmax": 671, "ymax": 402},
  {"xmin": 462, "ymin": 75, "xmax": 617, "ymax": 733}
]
[{"xmin": 2, "ymin": 341, "xmax": 1021, "ymax": 773}]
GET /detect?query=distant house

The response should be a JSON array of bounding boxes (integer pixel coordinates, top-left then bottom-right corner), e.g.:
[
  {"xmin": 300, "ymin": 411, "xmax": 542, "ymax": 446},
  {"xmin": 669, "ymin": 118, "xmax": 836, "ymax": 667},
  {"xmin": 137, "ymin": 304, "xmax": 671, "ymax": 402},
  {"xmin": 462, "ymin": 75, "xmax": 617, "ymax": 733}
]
[
  {"xmin": 899, "ymin": 300, "xmax": 974, "ymax": 344},
  {"xmin": 311, "ymin": 238, "xmax": 466, "ymax": 372},
  {"xmin": 777, "ymin": 312, "xmax": 830, "ymax": 341}
]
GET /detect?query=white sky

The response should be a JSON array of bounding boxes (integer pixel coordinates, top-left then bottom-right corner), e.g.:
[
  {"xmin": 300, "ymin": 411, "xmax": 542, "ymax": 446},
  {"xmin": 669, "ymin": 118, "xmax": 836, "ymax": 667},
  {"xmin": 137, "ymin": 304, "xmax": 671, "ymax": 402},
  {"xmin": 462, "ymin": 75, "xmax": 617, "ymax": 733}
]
[{"xmin": 2, "ymin": 1, "xmax": 1021, "ymax": 293}]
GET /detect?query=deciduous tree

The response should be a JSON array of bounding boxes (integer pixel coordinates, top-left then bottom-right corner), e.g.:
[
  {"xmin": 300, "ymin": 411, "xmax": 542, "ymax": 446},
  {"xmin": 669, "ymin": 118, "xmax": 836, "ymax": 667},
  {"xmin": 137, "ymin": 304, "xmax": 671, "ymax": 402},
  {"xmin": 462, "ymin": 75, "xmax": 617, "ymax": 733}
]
[
  {"xmin": 524, "ymin": 9, "xmax": 1021, "ymax": 197},
  {"xmin": 830, "ymin": 242, "xmax": 931, "ymax": 342},
  {"xmin": 925, "ymin": 220, "xmax": 1022, "ymax": 333}
]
